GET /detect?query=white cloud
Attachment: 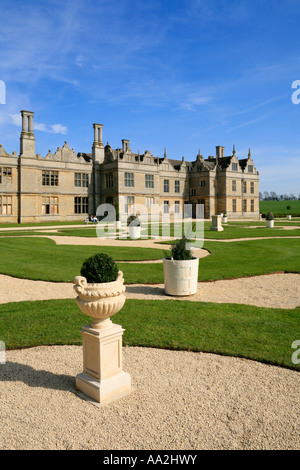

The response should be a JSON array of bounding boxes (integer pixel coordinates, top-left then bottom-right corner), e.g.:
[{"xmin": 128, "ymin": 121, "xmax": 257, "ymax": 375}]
[
  {"xmin": 179, "ymin": 94, "xmax": 211, "ymax": 111},
  {"xmin": 9, "ymin": 113, "xmax": 21, "ymax": 126},
  {"xmin": 50, "ymin": 124, "xmax": 67, "ymax": 134},
  {"xmin": 34, "ymin": 122, "xmax": 47, "ymax": 132},
  {"xmin": 7, "ymin": 113, "xmax": 67, "ymax": 134}
]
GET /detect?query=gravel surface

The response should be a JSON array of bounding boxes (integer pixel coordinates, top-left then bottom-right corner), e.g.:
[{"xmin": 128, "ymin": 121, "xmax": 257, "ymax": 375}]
[
  {"xmin": 0, "ymin": 232, "xmax": 299, "ymax": 450},
  {"xmin": 1, "ymin": 272, "xmax": 299, "ymax": 309},
  {"xmin": 1, "ymin": 345, "xmax": 299, "ymax": 450}
]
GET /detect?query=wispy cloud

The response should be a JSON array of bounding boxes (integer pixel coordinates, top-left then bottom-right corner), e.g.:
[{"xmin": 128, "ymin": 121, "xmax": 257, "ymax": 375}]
[
  {"xmin": 226, "ymin": 112, "xmax": 272, "ymax": 132},
  {"xmin": 9, "ymin": 113, "xmax": 67, "ymax": 134},
  {"xmin": 179, "ymin": 94, "xmax": 212, "ymax": 111}
]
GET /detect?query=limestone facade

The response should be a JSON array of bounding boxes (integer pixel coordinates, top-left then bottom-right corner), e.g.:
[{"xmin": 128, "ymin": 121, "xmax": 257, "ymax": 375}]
[{"xmin": 0, "ymin": 110, "xmax": 259, "ymax": 223}]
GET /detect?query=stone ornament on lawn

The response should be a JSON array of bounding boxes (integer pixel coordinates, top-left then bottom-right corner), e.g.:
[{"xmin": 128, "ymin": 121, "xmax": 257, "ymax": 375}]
[
  {"xmin": 74, "ymin": 271, "xmax": 126, "ymax": 330},
  {"xmin": 73, "ymin": 253, "xmax": 131, "ymax": 405},
  {"xmin": 163, "ymin": 237, "xmax": 199, "ymax": 296},
  {"xmin": 210, "ymin": 214, "xmax": 224, "ymax": 231},
  {"xmin": 265, "ymin": 212, "xmax": 274, "ymax": 228}
]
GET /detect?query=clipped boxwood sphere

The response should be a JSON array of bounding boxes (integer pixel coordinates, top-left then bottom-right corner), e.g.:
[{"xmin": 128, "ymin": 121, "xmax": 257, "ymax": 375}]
[{"xmin": 80, "ymin": 253, "xmax": 119, "ymax": 283}]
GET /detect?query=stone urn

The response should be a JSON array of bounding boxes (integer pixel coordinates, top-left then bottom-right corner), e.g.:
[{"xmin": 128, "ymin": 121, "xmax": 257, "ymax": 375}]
[
  {"xmin": 73, "ymin": 270, "xmax": 126, "ymax": 329},
  {"xmin": 73, "ymin": 270, "xmax": 131, "ymax": 404}
]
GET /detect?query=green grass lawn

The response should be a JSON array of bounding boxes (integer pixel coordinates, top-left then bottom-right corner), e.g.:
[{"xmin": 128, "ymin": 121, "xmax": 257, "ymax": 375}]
[
  {"xmin": 0, "ymin": 221, "xmax": 85, "ymax": 229},
  {"xmin": 0, "ymin": 298, "xmax": 299, "ymax": 370},
  {"xmin": 0, "ymin": 237, "xmax": 167, "ymax": 282},
  {"xmin": 0, "ymin": 236, "xmax": 299, "ymax": 283},
  {"xmin": 2, "ymin": 220, "xmax": 299, "ymax": 240},
  {"xmin": 260, "ymin": 200, "xmax": 300, "ymax": 216}
]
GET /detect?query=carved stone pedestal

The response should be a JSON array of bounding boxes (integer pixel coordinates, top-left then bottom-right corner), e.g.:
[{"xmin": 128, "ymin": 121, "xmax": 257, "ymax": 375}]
[
  {"xmin": 210, "ymin": 215, "xmax": 224, "ymax": 231},
  {"xmin": 76, "ymin": 321, "xmax": 131, "ymax": 405}
]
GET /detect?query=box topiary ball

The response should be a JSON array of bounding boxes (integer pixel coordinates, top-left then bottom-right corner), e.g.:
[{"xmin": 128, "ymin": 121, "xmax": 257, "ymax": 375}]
[{"xmin": 80, "ymin": 253, "xmax": 119, "ymax": 284}]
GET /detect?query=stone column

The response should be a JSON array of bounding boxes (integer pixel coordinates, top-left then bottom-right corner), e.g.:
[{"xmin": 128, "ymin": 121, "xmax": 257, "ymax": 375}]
[
  {"xmin": 98, "ymin": 125, "xmax": 103, "ymax": 144},
  {"xmin": 93, "ymin": 123, "xmax": 98, "ymax": 143},
  {"xmin": 20, "ymin": 110, "xmax": 35, "ymax": 157},
  {"xmin": 92, "ymin": 123, "xmax": 104, "ymax": 163},
  {"xmin": 28, "ymin": 114, "xmax": 34, "ymax": 134},
  {"xmin": 21, "ymin": 111, "xmax": 27, "ymax": 133}
]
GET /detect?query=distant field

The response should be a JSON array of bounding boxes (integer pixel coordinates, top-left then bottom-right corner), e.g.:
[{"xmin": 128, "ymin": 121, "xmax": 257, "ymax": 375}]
[{"xmin": 260, "ymin": 200, "xmax": 300, "ymax": 216}]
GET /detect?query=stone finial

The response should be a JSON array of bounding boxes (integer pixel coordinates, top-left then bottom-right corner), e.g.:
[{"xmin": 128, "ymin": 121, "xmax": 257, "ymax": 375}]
[
  {"xmin": 248, "ymin": 147, "xmax": 251, "ymax": 158},
  {"xmin": 164, "ymin": 147, "xmax": 167, "ymax": 158},
  {"xmin": 233, "ymin": 144, "xmax": 236, "ymax": 156}
]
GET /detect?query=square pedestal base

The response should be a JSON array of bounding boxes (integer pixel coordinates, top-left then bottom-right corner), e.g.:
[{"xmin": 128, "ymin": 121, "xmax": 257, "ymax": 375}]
[
  {"xmin": 210, "ymin": 215, "xmax": 224, "ymax": 231},
  {"xmin": 76, "ymin": 322, "xmax": 131, "ymax": 405},
  {"xmin": 76, "ymin": 370, "xmax": 131, "ymax": 405}
]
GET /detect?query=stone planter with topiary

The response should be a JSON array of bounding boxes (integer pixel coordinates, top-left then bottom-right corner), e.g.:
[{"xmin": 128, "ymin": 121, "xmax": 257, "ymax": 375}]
[
  {"xmin": 74, "ymin": 253, "xmax": 126, "ymax": 330},
  {"xmin": 163, "ymin": 237, "xmax": 199, "ymax": 296},
  {"xmin": 73, "ymin": 253, "xmax": 131, "ymax": 404},
  {"xmin": 127, "ymin": 214, "xmax": 141, "ymax": 239},
  {"xmin": 265, "ymin": 212, "xmax": 274, "ymax": 228}
]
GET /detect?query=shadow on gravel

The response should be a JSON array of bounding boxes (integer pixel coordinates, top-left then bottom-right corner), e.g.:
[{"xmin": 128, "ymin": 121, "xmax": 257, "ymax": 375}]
[{"xmin": 0, "ymin": 361, "xmax": 75, "ymax": 392}]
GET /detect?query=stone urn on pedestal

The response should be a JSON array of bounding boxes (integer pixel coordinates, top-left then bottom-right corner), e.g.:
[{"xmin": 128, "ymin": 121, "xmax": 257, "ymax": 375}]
[{"xmin": 73, "ymin": 253, "xmax": 131, "ymax": 405}]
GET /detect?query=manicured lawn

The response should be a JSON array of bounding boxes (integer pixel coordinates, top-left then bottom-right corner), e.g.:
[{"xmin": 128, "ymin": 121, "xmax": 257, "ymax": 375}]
[
  {"xmin": 200, "ymin": 238, "xmax": 300, "ymax": 280},
  {"xmin": 0, "ymin": 236, "xmax": 299, "ymax": 283},
  {"xmin": 260, "ymin": 200, "xmax": 300, "ymax": 216},
  {"xmin": 0, "ymin": 221, "xmax": 84, "ymax": 229},
  {"xmin": 0, "ymin": 298, "xmax": 299, "ymax": 370},
  {"xmin": 6, "ymin": 221, "xmax": 299, "ymax": 240},
  {"xmin": 0, "ymin": 237, "xmax": 167, "ymax": 282}
]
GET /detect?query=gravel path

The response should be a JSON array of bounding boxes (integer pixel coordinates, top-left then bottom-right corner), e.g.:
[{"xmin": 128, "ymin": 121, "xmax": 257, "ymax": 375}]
[
  {"xmin": 0, "ymin": 272, "xmax": 299, "ymax": 309},
  {"xmin": 0, "ymin": 231, "xmax": 299, "ymax": 450},
  {"xmin": 1, "ymin": 345, "xmax": 299, "ymax": 450}
]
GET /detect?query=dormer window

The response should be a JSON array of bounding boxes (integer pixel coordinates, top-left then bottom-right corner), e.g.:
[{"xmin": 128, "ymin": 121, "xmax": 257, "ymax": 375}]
[
  {"xmin": 248, "ymin": 165, "xmax": 253, "ymax": 173},
  {"xmin": 232, "ymin": 163, "xmax": 238, "ymax": 171}
]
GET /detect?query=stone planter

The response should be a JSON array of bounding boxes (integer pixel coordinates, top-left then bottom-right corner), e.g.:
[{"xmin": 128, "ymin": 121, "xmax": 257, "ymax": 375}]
[
  {"xmin": 163, "ymin": 257, "xmax": 199, "ymax": 296},
  {"xmin": 74, "ymin": 271, "xmax": 126, "ymax": 329},
  {"xmin": 266, "ymin": 219, "xmax": 274, "ymax": 228},
  {"xmin": 116, "ymin": 220, "xmax": 122, "ymax": 230},
  {"xmin": 73, "ymin": 271, "xmax": 131, "ymax": 404},
  {"xmin": 129, "ymin": 225, "xmax": 141, "ymax": 239},
  {"xmin": 223, "ymin": 215, "xmax": 228, "ymax": 224},
  {"xmin": 287, "ymin": 215, "xmax": 292, "ymax": 220}
]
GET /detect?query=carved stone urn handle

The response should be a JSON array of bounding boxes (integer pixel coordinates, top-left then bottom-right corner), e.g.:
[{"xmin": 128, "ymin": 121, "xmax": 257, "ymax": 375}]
[{"xmin": 73, "ymin": 276, "xmax": 87, "ymax": 293}]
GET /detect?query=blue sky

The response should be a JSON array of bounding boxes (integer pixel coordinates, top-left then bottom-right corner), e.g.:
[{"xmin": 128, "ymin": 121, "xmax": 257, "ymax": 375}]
[{"xmin": 0, "ymin": 0, "xmax": 300, "ymax": 195}]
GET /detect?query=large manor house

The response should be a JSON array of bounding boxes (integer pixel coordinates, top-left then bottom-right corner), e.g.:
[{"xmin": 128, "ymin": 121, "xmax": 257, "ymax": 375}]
[{"xmin": 0, "ymin": 110, "xmax": 259, "ymax": 223}]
